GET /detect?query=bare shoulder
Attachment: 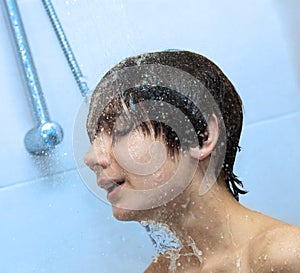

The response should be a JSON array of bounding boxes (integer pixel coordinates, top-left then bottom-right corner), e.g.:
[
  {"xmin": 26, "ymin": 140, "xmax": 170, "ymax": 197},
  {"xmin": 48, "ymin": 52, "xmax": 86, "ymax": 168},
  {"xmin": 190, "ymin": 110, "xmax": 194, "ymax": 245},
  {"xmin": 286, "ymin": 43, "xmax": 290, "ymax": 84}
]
[
  {"xmin": 144, "ymin": 254, "xmax": 170, "ymax": 273},
  {"xmin": 249, "ymin": 224, "xmax": 300, "ymax": 272}
]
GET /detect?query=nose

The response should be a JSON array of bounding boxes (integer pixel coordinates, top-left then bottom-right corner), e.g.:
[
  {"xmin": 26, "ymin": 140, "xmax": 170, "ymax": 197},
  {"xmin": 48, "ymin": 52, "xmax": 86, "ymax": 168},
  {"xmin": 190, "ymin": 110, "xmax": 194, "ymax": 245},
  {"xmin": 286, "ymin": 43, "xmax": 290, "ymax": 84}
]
[{"xmin": 84, "ymin": 137, "xmax": 111, "ymax": 171}]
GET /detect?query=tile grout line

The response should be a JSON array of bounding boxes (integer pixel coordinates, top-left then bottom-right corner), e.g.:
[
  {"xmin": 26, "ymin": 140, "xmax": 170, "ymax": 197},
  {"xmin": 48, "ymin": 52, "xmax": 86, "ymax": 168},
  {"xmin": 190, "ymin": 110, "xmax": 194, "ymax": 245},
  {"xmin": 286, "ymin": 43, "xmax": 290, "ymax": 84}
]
[{"xmin": 0, "ymin": 167, "xmax": 79, "ymax": 191}]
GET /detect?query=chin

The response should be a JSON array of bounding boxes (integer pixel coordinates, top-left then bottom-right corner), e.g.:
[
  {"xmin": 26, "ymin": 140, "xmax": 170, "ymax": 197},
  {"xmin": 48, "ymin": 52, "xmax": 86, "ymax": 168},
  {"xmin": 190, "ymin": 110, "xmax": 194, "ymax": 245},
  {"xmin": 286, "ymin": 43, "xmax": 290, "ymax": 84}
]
[
  {"xmin": 112, "ymin": 206, "xmax": 138, "ymax": 221},
  {"xmin": 111, "ymin": 205, "xmax": 151, "ymax": 222}
]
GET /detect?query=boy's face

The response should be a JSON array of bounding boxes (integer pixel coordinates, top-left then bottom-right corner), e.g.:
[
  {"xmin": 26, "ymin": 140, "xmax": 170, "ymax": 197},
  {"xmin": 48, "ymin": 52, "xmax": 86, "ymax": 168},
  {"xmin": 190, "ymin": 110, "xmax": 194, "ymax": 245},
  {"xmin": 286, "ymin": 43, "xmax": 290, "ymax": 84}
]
[{"xmin": 84, "ymin": 120, "xmax": 195, "ymax": 221}]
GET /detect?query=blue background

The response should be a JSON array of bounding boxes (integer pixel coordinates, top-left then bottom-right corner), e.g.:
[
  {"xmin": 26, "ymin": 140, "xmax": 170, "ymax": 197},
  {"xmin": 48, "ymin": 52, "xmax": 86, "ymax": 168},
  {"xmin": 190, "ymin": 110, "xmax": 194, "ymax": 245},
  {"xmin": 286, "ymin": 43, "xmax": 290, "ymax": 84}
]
[{"xmin": 0, "ymin": 0, "xmax": 299, "ymax": 272}]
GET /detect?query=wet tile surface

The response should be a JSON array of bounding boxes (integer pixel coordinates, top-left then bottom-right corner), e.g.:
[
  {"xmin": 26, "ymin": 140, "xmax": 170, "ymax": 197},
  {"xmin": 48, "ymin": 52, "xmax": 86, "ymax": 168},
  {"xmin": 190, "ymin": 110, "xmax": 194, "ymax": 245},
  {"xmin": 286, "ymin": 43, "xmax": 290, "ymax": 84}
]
[
  {"xmin": 0, "ymin": 0, "xmax": 299, "ymax": 272},
  {"xmin": 0, "ymin": 170, "xmax": 153, "ymax": 273}
]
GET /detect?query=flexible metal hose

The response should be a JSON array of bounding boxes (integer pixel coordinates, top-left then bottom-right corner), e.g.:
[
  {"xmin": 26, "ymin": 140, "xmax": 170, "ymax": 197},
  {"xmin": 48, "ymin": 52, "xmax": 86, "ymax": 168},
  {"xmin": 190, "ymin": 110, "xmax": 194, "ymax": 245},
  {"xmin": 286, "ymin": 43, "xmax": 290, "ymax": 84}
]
[{"xmin": 41, "ymin": 0, "xmax": 89, "ymax": 97}]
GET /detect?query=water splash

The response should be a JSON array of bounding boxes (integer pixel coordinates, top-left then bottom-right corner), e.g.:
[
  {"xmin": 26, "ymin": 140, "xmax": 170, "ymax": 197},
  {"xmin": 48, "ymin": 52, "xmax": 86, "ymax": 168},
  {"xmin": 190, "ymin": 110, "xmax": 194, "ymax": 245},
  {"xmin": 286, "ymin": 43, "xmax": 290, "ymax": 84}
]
[
  {"xmin": 141, "ymin": 221, "xmax": 206, "ymax": 272},
  {"xmin": 186, "ymin": 235, "xmax": 203, "ymax": 264},
  {"xmin": 141, "ymin": 220, "xmax": 183, "ymax": 273},
  {"xmin": 140, "ymin": 221, "xmax": 182, "ymax": 255}
]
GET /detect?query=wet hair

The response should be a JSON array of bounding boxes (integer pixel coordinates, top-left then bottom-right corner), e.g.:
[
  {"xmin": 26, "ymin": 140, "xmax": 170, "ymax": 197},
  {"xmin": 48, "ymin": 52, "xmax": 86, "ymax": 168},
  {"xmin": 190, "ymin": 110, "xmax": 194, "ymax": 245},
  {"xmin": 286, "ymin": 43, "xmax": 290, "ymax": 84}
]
[
  {"xmin": 87, "ymin": 50, "xmax": 247, "ymax": 200},
  {"xmin": 91, "ymin": 85, "xmax": 208, "ymax": 158}
]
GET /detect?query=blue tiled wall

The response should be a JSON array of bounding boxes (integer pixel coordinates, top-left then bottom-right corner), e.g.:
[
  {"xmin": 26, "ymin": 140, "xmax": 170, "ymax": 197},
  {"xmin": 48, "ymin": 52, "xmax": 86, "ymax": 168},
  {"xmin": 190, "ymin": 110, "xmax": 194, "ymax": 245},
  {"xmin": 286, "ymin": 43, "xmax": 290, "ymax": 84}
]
[{"xmin": 0, "ymin": 0, "xmax": 299, "ymax": 272}]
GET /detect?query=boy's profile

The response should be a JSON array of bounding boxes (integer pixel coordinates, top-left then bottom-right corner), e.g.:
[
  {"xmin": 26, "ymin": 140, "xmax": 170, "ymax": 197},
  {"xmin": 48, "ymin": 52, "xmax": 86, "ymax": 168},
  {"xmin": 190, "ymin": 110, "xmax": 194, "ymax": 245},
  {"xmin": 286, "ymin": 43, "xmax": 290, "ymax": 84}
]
[{"xmin": 84, "ymin": 50, "xmax": 300, "ymax": 272}]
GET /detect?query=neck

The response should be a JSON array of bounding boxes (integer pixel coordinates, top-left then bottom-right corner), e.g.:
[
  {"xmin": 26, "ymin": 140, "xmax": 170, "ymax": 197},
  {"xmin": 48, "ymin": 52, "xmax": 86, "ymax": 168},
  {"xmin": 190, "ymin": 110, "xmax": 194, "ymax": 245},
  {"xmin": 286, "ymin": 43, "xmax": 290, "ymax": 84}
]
[{"xmin": 149, "ymin": 176, "xmax": 254, "ymax": 260}]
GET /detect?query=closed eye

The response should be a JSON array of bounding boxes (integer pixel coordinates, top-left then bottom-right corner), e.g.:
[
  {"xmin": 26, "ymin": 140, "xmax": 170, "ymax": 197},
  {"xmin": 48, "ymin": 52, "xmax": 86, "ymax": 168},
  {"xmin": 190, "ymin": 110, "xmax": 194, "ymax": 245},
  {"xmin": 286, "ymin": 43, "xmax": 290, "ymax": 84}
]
[{"xmin": 113, "ymin": 119, "xmax": 134, "ymax": 136}]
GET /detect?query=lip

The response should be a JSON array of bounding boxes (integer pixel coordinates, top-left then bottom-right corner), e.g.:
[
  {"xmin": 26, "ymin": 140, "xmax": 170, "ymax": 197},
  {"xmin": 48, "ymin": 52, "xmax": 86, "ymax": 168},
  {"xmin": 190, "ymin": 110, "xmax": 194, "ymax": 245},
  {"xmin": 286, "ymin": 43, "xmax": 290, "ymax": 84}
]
[
  {"xmin": 97, "ymin": 178, "xmax": 123, "ymax": 188},
  {"xmin": 107, "ymin": 181, "xmax": 124, "ymax": 202},
  {"xmin": 97, "ymin": 178, "xmax": 125, "ymax": 201}
]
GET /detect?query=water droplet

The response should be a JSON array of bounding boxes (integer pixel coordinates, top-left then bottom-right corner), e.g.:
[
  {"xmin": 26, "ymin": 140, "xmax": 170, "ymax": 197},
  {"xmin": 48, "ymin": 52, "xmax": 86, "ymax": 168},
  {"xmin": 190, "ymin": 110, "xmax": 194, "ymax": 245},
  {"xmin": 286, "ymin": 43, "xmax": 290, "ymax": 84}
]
[{"xmin": 263, "ymin": 255, "xmax": 268, "ymax": 261}]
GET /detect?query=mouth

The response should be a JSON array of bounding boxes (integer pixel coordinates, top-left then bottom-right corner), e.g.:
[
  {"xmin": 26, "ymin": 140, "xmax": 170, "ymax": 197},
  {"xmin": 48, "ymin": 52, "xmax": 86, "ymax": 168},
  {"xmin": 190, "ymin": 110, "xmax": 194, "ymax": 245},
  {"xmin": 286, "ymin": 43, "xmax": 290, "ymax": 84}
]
[
  {"xmin": 106, "ymin": 180, "xmax": 125, "ymax": 193},
  {"xmin": 99, "ymin": 179, "xmax": 125, "ymax": 194}
]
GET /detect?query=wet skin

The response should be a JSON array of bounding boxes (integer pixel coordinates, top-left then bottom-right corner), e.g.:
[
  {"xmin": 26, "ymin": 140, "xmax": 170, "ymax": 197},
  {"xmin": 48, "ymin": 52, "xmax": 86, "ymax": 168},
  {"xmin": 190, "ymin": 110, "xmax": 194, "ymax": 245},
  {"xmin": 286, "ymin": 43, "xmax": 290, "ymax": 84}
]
[{"xmin": 85, "ymin": 116, "xmax": 300, "ymax": 273}]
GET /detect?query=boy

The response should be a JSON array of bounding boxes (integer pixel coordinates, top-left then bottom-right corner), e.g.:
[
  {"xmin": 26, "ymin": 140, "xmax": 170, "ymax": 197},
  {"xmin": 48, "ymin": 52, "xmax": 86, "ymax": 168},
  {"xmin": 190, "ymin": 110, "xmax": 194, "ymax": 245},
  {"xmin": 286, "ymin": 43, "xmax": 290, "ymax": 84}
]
[{"xmin": 84, "ymin": 50, "xmax": 300, "ymax": 272}]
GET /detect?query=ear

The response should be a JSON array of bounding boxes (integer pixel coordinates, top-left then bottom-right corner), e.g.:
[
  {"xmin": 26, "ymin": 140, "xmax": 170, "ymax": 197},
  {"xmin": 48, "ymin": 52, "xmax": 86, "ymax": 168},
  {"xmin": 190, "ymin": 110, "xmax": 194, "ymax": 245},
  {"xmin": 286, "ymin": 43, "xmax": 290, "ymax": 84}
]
[{"xmin": 189, "ymin": 113, "xmax": 219, "ymax": 160}]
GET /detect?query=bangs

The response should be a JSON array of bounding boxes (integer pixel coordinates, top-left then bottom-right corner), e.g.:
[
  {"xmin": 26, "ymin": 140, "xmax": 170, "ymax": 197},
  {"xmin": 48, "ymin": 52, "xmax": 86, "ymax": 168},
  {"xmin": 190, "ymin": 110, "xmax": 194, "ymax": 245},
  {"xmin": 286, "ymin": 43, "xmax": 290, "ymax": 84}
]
[
  {"xmin": 95, "ymin": 91, "xmax": 152, "ymax": 138},
  {"xmin": 89, "ymin": 85, "xmax": 208, "ymax": 157}
]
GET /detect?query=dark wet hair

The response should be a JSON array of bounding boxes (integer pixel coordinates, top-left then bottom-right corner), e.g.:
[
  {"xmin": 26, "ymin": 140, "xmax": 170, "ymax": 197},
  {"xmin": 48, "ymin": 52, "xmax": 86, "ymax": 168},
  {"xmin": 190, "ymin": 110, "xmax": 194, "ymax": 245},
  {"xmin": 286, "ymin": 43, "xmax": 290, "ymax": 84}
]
[
  {"xmin": 87, "ymin": 50, "xmax": 247, "ymax": 200},
  {"xmin": 91, "ymin": 85, "xmax": 208, "ymax": 158}
]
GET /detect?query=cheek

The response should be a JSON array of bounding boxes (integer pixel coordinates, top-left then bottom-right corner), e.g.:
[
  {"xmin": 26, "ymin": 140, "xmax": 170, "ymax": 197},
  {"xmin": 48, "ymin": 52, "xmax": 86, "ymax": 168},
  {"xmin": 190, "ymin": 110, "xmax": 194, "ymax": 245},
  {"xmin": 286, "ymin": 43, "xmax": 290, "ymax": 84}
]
[
  {"xmin": 113, "ymin": 131, "xmax": 168, "ymax": 174},
  {"xmin": 113, "ymin": 131, "xmax": 179, "ymax": 190},
  {"xmin": 151, "ymin": 159, "xmax": 178, "ymax": 183},
  {"xmin": 131, "ymin": 158, "xmax": 179, "ymax": 191}
]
